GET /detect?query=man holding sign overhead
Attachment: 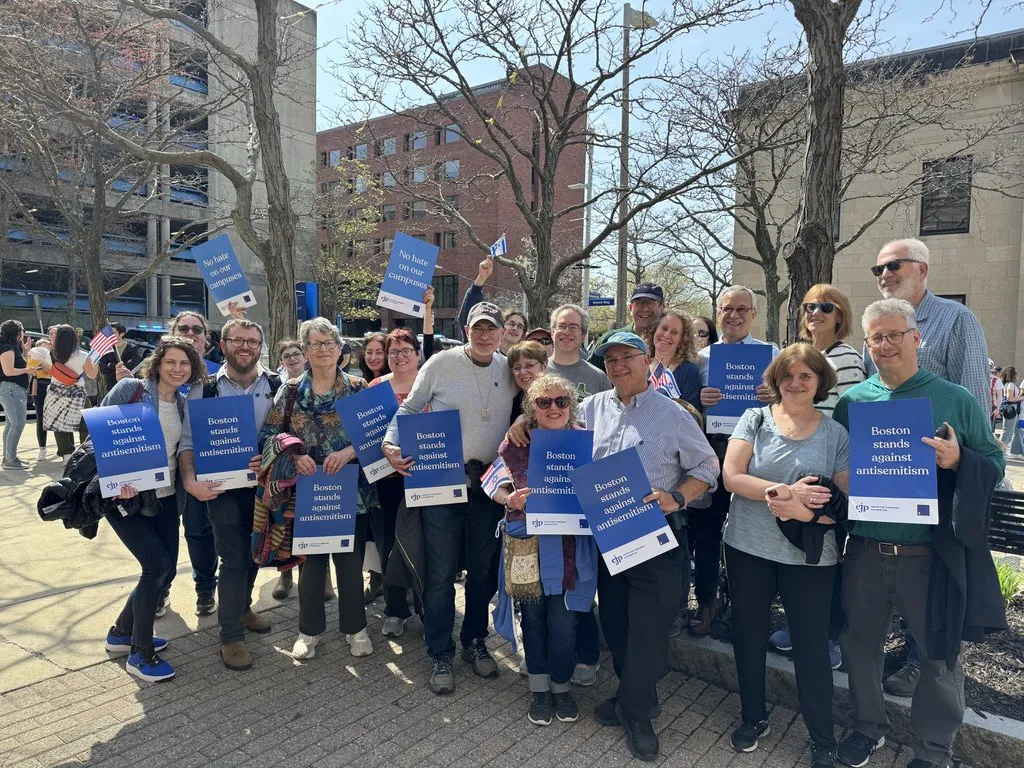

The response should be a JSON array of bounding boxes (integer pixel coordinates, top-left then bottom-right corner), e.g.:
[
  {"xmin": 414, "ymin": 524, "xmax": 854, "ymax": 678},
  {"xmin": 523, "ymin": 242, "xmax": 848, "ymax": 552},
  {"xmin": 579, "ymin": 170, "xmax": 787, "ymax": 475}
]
[{"xmin": 832, "ymin": 299, "xmax": 1004, "ymax": 768}]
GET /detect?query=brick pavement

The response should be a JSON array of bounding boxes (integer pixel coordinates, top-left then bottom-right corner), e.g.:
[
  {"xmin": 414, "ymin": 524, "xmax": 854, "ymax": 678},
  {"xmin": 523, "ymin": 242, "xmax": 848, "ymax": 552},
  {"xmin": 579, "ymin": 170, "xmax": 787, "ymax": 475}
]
[{"xmin": 0, "ymin": 589, "xmax": 918, "ymax": 768}]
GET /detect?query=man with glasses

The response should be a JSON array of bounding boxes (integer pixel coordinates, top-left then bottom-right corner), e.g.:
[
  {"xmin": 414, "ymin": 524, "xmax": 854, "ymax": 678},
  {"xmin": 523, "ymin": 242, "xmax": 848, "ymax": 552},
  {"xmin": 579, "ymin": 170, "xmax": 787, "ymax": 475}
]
[
  {"xmin": 867, "ymin": 238, "xmax": 990, "ymax": 699},
  {"xmin": 177, "ymin": 318, "xmax": 279, "ymax": 670},
  {"xmin": 382, "ymin": 301, "xmax": 518, "ymax": 694},
  {"xmin": 693, "ymin": 286, "xmax": 779, "ymax": 636},
  {"xmin": 832, "ymin": 298, "xmax": 1003, "ymax": 768},
  {"xmin": 588, "ymin": 283, "xmax": 665, "ymax": 371},
  {"xmin": 584, "ymin": 331, "xmax": 718, "ymax": 760}
]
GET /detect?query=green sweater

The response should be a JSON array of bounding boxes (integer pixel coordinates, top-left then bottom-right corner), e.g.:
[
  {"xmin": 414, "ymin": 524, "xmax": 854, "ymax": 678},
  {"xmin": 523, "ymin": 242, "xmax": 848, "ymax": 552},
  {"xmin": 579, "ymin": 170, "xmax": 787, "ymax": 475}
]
[{"xmin": 833, "ymin": 369, "xmax": 1004, "ymax": 544}]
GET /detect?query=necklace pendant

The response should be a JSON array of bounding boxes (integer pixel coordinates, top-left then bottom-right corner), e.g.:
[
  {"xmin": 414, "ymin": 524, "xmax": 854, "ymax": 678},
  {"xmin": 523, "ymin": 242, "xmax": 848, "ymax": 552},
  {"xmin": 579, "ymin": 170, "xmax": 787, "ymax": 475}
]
[{"xmin": 481, "ymin": 408, "xmax": 491, "ymax": 422}]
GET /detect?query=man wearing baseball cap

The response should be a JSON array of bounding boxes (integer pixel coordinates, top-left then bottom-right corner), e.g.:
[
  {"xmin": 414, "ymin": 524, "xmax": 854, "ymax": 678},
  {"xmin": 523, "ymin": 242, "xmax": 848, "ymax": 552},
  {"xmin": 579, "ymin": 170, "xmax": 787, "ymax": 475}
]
[
  {"xmin": 588, "ymin": 283, "xmax": 665, "ymax": 371},
  {"xmin": 382, "ymin": 301, "xmax": 518, "ymax": 695},
  {"xmin": 582, "ymin": 331, "xmax": 718, "ymax": 760},
  {"xmin": 524, "ymin": 326, "xmax": 553, "ymax": 348}
]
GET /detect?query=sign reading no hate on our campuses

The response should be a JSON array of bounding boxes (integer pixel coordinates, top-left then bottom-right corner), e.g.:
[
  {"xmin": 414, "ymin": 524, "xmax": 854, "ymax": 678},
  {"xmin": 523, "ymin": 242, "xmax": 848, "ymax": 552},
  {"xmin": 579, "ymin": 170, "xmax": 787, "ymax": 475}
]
[{"xmin": 376, "ymin": 232, "xmax": 439, "ymax": 319}]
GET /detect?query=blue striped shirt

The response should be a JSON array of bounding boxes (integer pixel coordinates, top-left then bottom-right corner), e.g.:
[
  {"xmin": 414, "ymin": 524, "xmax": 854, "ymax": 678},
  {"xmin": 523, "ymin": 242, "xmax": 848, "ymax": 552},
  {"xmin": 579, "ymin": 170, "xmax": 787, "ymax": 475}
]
[
  {"xmin": 580, "ymin": 385, "xmax": 719, "ymax": 494},
  {"xmin": 863, "ymin": 290, "xmax": 990, "ymax": 415}
]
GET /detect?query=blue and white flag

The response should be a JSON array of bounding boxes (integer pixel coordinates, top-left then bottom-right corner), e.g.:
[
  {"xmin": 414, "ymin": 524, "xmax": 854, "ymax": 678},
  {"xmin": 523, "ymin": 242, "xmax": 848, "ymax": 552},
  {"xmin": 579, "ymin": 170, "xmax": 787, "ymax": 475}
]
[
  {"xmin": 649, "ymin": 363, "xmax": 681, "ymax": 399},
  {"xmin": 490, "ymin": 234, "xmax": 507, "ymax": 258}
]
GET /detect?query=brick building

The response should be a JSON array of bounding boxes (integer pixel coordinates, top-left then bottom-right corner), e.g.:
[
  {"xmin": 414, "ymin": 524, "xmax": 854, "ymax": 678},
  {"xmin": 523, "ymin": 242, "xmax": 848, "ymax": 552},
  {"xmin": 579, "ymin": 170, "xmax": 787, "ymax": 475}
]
[{"xmin": 316, "ymin": 70, "xmax": 586, "ymax": 338}]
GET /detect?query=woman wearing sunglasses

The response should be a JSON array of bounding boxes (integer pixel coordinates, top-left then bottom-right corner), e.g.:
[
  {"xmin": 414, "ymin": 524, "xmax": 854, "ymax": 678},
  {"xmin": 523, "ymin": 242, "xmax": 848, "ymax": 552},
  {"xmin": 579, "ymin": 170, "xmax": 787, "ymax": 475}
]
[
  {"xmin": 799, "ymin": 285, "xmax": 865, "ymax": 419},
  {"xmin": 692, "ymin": 316, "xmax": 718, "ymax": 351}
]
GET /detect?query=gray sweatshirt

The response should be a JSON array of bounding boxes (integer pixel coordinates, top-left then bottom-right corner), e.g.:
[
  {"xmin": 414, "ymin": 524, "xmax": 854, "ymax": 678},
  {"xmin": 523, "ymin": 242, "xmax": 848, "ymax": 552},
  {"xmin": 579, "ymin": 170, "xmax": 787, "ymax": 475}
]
[{"xmin": 383, "ymin": 345, "xmax": 517, "ymax": 463}]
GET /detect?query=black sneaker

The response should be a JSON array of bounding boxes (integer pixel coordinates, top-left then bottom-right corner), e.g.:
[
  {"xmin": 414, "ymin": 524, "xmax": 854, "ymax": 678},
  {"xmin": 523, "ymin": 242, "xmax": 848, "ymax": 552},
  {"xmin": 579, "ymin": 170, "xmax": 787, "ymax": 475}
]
[
  {"xmin": 615, "ymin": 703, "xmax": 659, "ymax": 761},
  {"xmin": 195, "ymin": 592, "xmax": 216, "ymax": 617},
  {"xmin": 552, "ymin": 691, "xmax": 579, "ymax": 722},
  {"xmin": 528, "ymin": 692, "xmax": 553, "ymax": 726},
  {"xmin": 837, "ymin": 732, "xmax": 884, "ymax": 768},
  {"xmin": 428, "ymin": 655, "xmax": 455, "ymax": 695},
  {"xmin": 460, "ymin": 638, "xmax": 498, "ymax": 678},
  {"xmin": 593, "ymin": 697, "xmax": 618, "ymax": 726},
  {"xmin": 154, "ymin": 589, "xmax": 170, "ymax": 618},
  {"xmin": 730, "ymin": 719, "xmax": 770, "ymax": 752},
  {"xmin": 812, "ymin": 745, "xmax": 837, "ymax": 768}
]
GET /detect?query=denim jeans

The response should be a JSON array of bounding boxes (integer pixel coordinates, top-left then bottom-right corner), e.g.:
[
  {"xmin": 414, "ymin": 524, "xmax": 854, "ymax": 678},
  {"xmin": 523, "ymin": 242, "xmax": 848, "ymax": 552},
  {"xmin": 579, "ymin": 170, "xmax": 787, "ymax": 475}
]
[
  {"xmin": 0, "ymin": 381, "xmax": 28, "ymax": 461},
  {"xmin": 206, "ymin": 489, "xmax": 260, "ymax": 644},
  {"xmin": 182, "ymin": 493, "xmax": 218, "ymax": 596},
  {"xmin": 1002, "ymin": 415, "xmax": 1023, "ymax": 455},
  {"xmin": 105, "ymin": 495, "xmax": 179, "ymax": 653},
  {"xmin": 521, "ymin": 595, "xmax": 579, "ymax": 693},
  {"xmin": 574, "ymin": 608, "xmax": 600, "ymax": 666},
  {"xmin": 421, "ymin": 485, "xmax": 503, "ymax": 658}
]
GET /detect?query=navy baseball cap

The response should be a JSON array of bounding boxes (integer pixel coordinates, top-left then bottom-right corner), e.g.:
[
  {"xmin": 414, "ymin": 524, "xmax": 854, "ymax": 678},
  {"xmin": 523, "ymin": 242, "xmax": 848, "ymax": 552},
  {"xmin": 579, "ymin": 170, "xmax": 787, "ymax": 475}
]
[
  {"xmin": 593, "ymin": 331, "xmax": 648, "ymax": 357},
  {"xmin": 630, "ymin": 283, "xmax": 664, "ymax": 302}
]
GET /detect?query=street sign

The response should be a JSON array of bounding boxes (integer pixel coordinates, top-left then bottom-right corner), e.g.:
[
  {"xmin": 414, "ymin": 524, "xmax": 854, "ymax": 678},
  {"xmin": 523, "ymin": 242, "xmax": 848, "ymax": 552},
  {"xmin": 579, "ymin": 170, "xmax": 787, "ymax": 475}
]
[{"xmin": 587, "ymin": 296, "xmax": 614, "ymax": 307}]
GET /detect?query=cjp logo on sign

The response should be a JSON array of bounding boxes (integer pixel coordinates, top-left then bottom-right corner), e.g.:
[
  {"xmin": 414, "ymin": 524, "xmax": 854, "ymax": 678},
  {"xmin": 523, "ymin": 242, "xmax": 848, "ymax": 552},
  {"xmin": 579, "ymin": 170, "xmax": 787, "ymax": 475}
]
[{"xmin": 856, "ymin": 503, "xmax": 869, "ymax": 513}]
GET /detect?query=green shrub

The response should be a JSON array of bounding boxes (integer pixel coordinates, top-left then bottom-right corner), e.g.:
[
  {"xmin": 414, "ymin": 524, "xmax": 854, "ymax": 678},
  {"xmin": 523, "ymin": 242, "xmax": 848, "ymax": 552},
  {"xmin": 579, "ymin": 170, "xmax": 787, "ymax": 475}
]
[{"xmin": 994, "ymin": 559, "xmax": 1024, "ymax": 604}]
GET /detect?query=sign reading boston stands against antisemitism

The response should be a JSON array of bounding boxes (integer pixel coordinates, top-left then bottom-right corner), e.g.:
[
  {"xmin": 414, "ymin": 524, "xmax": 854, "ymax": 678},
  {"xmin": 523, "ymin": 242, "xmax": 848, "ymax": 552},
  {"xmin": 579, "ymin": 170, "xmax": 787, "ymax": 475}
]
[
  {"xmin": 82, "ymin": 402, "xmax": 169, "ymax": 499},
  {"xmin": 570, "ymin": 447, "xmax": 678, "ymax": 575},
  {"xmin": 375, "ymin": 232, "xmax": 439, "ymax": 319},
  {"xmin": 705, "ymin": 345, "xmax": 774, "ymax": 435},
  {"xmin": 293, "ymin": 466, "xmax": 359, "ymax": 554},
  {"xmin": 187, "ymin": 395, "xmax": 259, "ymax": 490},
  {"xmin": 335, "ymin": 382, "xmax": 400, "ymax": 483},
  {"xmin": 848, "ymin": 398, "xmax": 938, "ymax": 525},
  {"xmin": 397, "ymin": 409, "xmax": 467, "ymax": 508},
  {"xmin": 526, "ymin": 430, "xmax": 594, "ymax": 536},
  {"xmin": 191, "ymin": 234, "xmax": 257, "ymax": 317}
]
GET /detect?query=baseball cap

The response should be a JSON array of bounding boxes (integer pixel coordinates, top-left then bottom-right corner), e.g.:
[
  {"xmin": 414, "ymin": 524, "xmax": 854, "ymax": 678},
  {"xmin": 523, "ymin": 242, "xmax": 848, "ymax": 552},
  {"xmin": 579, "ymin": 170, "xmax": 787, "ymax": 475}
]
[
  {"xmin": 467, "ymin": 302, "xmax": 504, "ymax": 328},
  {"xmin": 593, "ymin": 331, "xmax": 648, "ymax": 357},
  {"xmin": 630, "ymin": 283, "xmax": 664, "ymax": 303},
  {"xmin": 525, "ymin": 327, "xmax": 552, "ymax": 342}
]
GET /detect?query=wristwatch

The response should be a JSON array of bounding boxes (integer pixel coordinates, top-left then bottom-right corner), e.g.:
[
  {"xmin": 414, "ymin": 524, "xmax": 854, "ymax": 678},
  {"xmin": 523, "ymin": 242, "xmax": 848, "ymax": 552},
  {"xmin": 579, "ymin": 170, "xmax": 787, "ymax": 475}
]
[{"xmin": 669, "ymin": 490, "xmax": 686, "ymax": 511}]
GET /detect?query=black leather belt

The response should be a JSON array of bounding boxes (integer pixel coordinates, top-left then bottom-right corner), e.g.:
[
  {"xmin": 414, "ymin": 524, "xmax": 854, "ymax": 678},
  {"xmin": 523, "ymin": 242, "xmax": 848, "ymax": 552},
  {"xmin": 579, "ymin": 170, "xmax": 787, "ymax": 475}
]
[{"xmin": 848, "ymin": 536, "xmax": 932, "ymax": 557}]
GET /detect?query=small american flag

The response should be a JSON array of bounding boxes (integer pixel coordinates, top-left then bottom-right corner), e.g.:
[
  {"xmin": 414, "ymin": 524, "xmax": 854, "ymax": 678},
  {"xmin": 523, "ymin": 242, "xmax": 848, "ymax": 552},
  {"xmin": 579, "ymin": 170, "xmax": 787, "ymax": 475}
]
[
  {"xmin": 481, "ymin": 455, "xmax": 513, "ymax": 500},
  {"xmin": 649, "ymin": 362, "xmax": 681, "ymax": 399},
  {"xmin": 88, "ymin": 325, "xmax": 118, "ymax": 362}
]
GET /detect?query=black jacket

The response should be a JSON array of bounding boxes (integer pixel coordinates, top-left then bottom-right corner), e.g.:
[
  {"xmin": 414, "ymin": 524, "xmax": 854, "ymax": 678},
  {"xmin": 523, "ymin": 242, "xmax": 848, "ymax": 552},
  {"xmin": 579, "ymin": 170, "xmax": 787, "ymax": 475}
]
[
  {"xmin": 98, "ymin": 342, "xmax": 148, "ymax": 391},
  {"xmin": 926, "ymin": 446, "xmax": 1007, "ymax": 669},
  {"xmin": 776, "ymin": 475, "xmax": 847, "ymax": 565}
]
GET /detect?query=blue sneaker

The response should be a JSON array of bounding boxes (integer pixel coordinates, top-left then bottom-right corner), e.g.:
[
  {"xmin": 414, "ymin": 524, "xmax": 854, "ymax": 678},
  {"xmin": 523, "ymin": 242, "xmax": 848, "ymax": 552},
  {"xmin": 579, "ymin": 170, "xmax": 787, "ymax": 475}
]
[
  {"xmin": 105, "ymin": 631, "xmax": 167, "ymax": 655},
  {"xmin": 828, "ymin": 640, "xmax": 842, "ymax": 670},
  {"xmin": 768, "ymin": 628, "xmax": 792, "ymax": 651},
  {"xmin": 126, "ymin": 650, "xmax": 175, "ymax": 682}
]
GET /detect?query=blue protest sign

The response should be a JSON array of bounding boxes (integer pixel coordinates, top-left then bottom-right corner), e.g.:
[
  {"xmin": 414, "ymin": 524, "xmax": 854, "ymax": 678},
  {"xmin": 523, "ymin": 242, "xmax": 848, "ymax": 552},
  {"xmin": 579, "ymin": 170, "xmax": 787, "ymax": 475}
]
[
  {"xmin": 82, "ymin": 403, "xmax": 169, "ymax": 499},
  {"xmin": 293, "ymin": 466, "xmax": 359, "ymax": 554},
  {"xmin": 848, "ymin": 398, "xmax": 938, "ymax": 524},
  {"xmin": 526, "ymin": 429, "xmax": 594, "ymax": 536},
  {"xmin": 187, "ymin": 395, "xmax": 259, "ymax": 490},
  {"xmin": 397, "ymin": 409, "xmax": 467, "ymax": 507},
  {"xmin": 705, "ymin": 345, "xmax": 774, "ymax": 435},
  {"xmin": 570, "ymin": 446, "xmax": 677, "ymax": 575},
  {"xmin": 335, "ymin": 382, "xmax": 400, "ymax": 483},
  {"xmin": 375, "ymin": 232, "xmax": 439, "ymax": 318},
  {"xmin": 191, "ymin": 234, "xmax": 257, "ymax": 316}
]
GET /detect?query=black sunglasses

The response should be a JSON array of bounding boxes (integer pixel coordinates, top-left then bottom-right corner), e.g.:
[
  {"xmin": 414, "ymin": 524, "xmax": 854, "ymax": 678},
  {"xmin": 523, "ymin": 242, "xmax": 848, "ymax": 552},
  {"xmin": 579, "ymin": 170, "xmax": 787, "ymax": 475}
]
[
  {"xmin": 803, "ymin": 302, "xmax": 836, "ymax": 314},
  {"xmin": 694, "ymin": 330, "xmax": 710, "ymax": 338},
  {"xmin": 535, "ymin": 396, "xmax": 571, "ymax": 409},
  {"xmin": 534, "ymin": 337, "xmax": 553, "ymax": 346},
  {"xmin": 870, "ymin": 258, "xmax": 921, "ymax": 277}
]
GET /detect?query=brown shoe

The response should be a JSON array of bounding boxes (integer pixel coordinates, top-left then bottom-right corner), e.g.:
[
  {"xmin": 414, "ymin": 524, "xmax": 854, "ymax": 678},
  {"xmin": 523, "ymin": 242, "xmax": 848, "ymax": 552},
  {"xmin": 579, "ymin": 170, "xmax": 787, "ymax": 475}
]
[
  {"xmin": 240, "ymin": 610, "xmax": 272, "ymax": 634},
  {"xmin": 221, "ymin": 642, "xmax": 253, "ymax": 671},
  {"xmin": 688, "ymin": 604, "xmax": 712, "ymax": 637},
  {"xmin": 272, "ymin": 570, "xmax": 293, "ymax": 600}
]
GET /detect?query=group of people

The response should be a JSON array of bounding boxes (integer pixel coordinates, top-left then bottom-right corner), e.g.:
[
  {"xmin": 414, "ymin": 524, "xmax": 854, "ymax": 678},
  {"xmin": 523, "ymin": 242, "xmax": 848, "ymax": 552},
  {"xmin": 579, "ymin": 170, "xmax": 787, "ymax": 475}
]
[{"xmin": 20, "ymin": 235, "xmax": 1008, "ymax": 768}]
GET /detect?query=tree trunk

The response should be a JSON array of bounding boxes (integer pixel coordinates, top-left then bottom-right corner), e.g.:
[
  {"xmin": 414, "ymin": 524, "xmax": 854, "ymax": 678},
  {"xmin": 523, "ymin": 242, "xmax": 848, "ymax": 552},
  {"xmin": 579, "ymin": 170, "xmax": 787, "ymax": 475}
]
[{"xmin": 761, "ymin": 258, "xmax": 785, "ymax": 346}]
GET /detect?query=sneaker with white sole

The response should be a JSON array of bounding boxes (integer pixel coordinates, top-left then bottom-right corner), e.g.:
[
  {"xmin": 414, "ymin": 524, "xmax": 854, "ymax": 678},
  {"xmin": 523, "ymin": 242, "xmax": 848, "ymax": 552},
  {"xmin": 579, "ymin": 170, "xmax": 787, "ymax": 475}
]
[
  {"xmin": 769, "ymin": 628, "xmax": 793, "ymax": 651},
  {"xmin": 291, "ymin": 632, "xmax": 320, "ymax": 659},
  {"xmin": 126, "ymin": 650, "xmax": 175, "ymax": 682},
  {"xmin": 571, "ymin": 662, "xmax": 598, "ymax": 686},
  {"xmin": 105, "ymin": 630, "xmax": 167, "ymax": 655},
  {"xmin": 836, "ymin": 731, "xmax": 884, "ymax": 768},
  {"xmin": 346, "ymin": 629, "xmax": 373, "ymax": 657},
  {"xmin": 381, "ymin": 616, "xmax": 406, "ymax": 638},
  {"xmin": 36, "ymin": 447, "xmax": 48, "ymax": 462}
]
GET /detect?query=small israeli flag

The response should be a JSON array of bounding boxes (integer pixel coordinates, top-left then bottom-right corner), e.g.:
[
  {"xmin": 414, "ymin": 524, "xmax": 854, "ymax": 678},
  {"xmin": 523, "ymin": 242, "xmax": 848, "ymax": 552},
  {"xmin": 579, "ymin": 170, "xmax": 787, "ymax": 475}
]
[{"xmin": 490, "ymin": 234, "xmax": 507, "ymax": 257}]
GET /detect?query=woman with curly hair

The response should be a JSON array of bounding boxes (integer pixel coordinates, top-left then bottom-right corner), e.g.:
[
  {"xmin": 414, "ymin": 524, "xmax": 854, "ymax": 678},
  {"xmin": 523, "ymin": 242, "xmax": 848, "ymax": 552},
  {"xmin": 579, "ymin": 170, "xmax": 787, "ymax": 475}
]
[{"xmin": 643, "ymin": 309, "xmax": 701, "ymax": 412}]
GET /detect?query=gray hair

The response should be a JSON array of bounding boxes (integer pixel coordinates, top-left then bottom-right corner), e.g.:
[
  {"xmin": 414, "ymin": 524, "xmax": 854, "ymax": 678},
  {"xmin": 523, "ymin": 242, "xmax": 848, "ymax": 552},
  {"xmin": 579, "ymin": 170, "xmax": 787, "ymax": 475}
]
[
  {"xmin": 862, "ymin": 298, "xmax": 918, "ymax": 334},
  {"xmin": 881, "ymin": 238, "xmax": 930, "ymax": 265},
  {"xmin": 719, "ymin": 285, "xmax": 757, "ymax": 312},
  {"xmin": 298, "ymin": 317, "xmax": 343, "ymax": 349},
  {"xmin": 550, "ymin": 303, "xmax": 589, "ymax": 337}
]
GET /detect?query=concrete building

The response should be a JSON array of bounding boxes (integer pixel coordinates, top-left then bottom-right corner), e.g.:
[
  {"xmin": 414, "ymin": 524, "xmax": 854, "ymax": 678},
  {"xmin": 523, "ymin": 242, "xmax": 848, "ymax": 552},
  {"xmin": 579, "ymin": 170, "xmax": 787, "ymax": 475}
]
[
  {"xmin": 316, "ymin": 69, "xmax": 586, "ymax": 338},
  {"xmin": 0, "ymin": 0, "xmax": 316, "ymax": 337},
  {"xmin": 731, "ymin": 29, "xmax": 1024, "ymax": 365}
]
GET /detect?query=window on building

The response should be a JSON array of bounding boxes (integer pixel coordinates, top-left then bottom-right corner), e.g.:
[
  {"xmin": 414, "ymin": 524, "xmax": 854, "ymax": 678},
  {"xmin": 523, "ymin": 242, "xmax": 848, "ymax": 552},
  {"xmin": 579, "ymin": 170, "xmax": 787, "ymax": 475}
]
[
  {"xmin": 166, "ymin": 276, "xmax": 206, "ymax": 315},
  {"xmin": 443, "ymin": 231, "xmax": 457, "ymax": 249},
  {"xmin": 374, "ymin": 237, "xmax": 395, "ymax": 256},
  {"xmin": 920, "ymin": 156, "xmax": 972, "ymax": 235},
  {"xmin": 324, "ymin": 148, "xmax": 341, "ymax": 167},
  {"xmin": 444, "ymin": 195, "xmax": 460, "ymax": 210},
  {"xmin": 381, "ymin": 171, "xmax": 396, "ymax": 188},
  {"xmin": 432, "ymin": 274, "xmax": 459, "ymax": 309},
  {"xmin": 444, "ymin": 160, "xmax": 460, "ymax": 180},
  {"xmin": 937, "ymin": 293, "xmax": 967, "ymax": 305},
  {"xmin": 350, "ymin": 143, "xmax": 369, "ymax": 160},
  {"xmin": 381, "ymin": 203, "xmax": 397, "ymax": 221},
  {"xmin": 445, "ymin": 124, "xmax": 461, "ymax": 144},
  {"xmin": 411, "ymin": 234, "xmax": 429, "ymax": 242},
  {"xmin": 352, "ymin": 176, "xmax": 368, "ymax": 194},
  {"xmin": 405, "ymin": 201, "xmax": 427, "ymax": 220},
  {"xmin": 378, "ymin": 137, "xmax": 397, "ymax": 156},
  {"xmin": 436, "ymin": 318, "xmax": 458, "ymax": 338},
  {"xmin": 405, "ymin": 130, "xmax": 427, "ymax": 151}
]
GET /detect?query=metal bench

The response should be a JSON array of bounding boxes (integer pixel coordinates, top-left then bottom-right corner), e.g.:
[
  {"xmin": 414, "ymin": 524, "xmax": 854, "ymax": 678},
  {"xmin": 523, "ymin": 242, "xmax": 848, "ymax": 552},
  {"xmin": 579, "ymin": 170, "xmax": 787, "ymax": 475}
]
[{"xmin": 989, "ymin": 490, "xmax": 1024, "ymax": 556}]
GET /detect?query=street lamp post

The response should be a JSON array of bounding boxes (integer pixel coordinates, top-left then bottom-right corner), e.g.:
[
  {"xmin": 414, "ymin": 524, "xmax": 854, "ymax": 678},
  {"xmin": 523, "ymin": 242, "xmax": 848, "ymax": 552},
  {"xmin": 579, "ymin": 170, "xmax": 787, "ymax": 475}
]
[{"xmin": 569, "ymin": 138, "xmax": 596, "ymax": 307}]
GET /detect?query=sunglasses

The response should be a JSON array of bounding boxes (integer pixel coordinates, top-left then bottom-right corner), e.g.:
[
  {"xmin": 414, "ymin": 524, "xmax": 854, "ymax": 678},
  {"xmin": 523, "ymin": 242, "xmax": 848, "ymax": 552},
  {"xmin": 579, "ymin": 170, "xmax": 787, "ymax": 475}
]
[
  {"xmin": 870, "ymin": 258, "xmax": 921, "ymax": 277},
  {"xmin": 802, "ymin": 302, "xmax": 836, "ymax": 314},
  {"xmin": 176, "ymin": 324, "xmax": 205, "ymax": 335},
  {"xmin": 532, "ymin": 337, "xmax": 553, "ymax": 346},
  {"xmin": 534, "ymin": 395, "xmax": 571, "ymax": 409},
  {"xmin": 694, "ymin": 330, "xmax": 710, "ymax": 338}
]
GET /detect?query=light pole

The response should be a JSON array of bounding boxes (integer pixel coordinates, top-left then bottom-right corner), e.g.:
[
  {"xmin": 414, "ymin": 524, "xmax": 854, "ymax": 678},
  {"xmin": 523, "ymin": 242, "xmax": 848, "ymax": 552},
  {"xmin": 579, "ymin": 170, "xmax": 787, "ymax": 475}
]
[
  {"xmin": 617, "ymin": 3, "xmax": 658, "ymax": 326},
  {"xmin": 568, "ymin": 137, "xmax": 595, "ymax": 307}
]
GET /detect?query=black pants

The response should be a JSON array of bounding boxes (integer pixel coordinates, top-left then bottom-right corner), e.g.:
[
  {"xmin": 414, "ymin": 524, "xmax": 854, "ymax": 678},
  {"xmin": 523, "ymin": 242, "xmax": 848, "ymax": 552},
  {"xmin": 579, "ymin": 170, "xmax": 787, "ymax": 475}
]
[
  {"xmin": 371, "ymin": 475, "xmax": 411, "ymax": 619},
  {"xmin": 298, "ymin": 514, "xmax": 368, "ymax": 636},
  {"xmin": 598, "ymin": 544, "xmax": 683, "ymax": 721},
  {"xmin": 207, "ymin": 489, "xmax": 260, "ymax": 644},
  {"xmin": 688, "ymin": 483, "xmax": 728, "ymax": 606},
  {"xmin": 33, "ymin": 379, "xmax": 49, "ymax": 447},
  {"xmin": 725, "ymin": 544, "xmax": 836, "ymax": 749}
]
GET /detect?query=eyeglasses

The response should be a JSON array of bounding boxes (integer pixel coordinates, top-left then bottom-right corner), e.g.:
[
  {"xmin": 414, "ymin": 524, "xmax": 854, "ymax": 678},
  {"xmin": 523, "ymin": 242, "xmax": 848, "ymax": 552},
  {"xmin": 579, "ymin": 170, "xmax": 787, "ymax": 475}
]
[
  {"xmin": 388, "ymin": 348, "xmax": 416, "ymax": 359},
  {"xmin": 870, "ymin": 258, "xmax": 921, "ymax": 277},
  {"xmin": 720, "ymin": 307, "xmax": 752, "ymax": 317},
  {"xmin": 504, "ymin": 320, "xmax": 525, "ymax": 331},
  {"xmin": 281, "ymin": 351, "xmax": 304, "ymax": 361},
  {"xmin": 694, "ymin": 330, "xmax": 710, "ymax": 339},
  {"xmin": 469, "ymin": 324, "xmax": 501, "ymax": 335},
  {"xmin": 803, "ymin": 302, "xmax": 836, "ymax": 315},
  {"xmin": 534, "ymin": 395, "xmax": 571, "ymax": 409},
  {"xmin": 512, "ymin": 361, "xmax": 543, "ymax": 374},
  {"xmin": 306, "ymin": 340, "xmax": 338, "ymax": 351},
  {"xmin": 176, "ymin": 324, "xmax": 205, "ymax": 335},
  {"xmin": 865, "ymin": 329, "xmax": 914, "ymax": 348},
  {"xmin": 554, "ymin": 322, "xmax": 582, "ymax": 333},
  {"xmin": 604, "ymin": 351, "xmax": 644, "ymax": 367},
  {"xmin": 225, "ymin": 337, "xmax": 261, "ymax": 350},
  {"xmin": 534, "ymin": 338, "xmax": 553, "ymax": 346}
]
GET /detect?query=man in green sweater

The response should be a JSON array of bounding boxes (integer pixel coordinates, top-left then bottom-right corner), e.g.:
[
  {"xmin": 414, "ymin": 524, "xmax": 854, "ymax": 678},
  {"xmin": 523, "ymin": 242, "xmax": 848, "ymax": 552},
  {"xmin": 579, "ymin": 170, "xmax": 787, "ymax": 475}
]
[
  {"xmin": 587, "ymin": 283, "xmax": 664, "ymax": 371},
  {"xmin": 832, "ymin": 298, "xmax": 1003, "ymax": 768}
]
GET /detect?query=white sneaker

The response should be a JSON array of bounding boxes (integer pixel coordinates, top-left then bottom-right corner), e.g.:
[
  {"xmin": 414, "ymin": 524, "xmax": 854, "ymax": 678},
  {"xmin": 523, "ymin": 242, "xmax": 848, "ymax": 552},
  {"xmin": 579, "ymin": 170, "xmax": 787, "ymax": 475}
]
[
  {"xmin": 291, "ymin": 632, "xmax": 320, "ymax": 659},
  {"xmin": 381, "ymin": 616, "xmax": 406, "ymax": 638},
  {"xmin": 36, "ymin": 447, "xmax": 48, "ymax": 461},
  {"xmin": 346, "ymin": 628, "xmax": 373, "ymax": 657}
]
